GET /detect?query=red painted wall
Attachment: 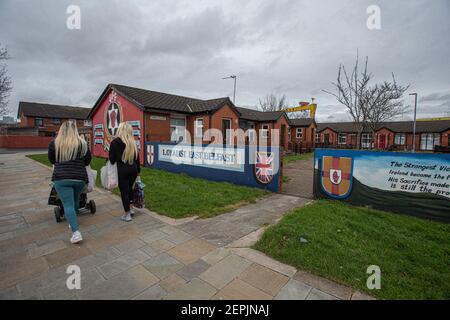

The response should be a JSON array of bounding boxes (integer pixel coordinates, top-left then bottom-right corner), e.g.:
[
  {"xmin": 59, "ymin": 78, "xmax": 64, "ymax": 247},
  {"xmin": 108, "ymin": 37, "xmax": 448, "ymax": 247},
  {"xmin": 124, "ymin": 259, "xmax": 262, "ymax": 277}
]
[
  {"xmin": 91, "ymin": 89, "xmax": 144, "ymax": 164},
  {"xmin": 0, "ymin": 135, "xmax": 53, "ymax": 148}
]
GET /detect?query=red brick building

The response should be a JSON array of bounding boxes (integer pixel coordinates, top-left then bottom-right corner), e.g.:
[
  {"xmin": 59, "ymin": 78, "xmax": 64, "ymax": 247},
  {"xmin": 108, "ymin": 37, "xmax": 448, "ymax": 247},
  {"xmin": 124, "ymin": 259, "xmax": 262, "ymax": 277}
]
[
  {"xmin": 17, "ymin": 102, "xmax": 91, "ymax": 137},
  {"xmin": 88, "ymin": 84, "xmax": 291, "ymax": 163},
  {"xmin": 0, "ymin": 102, "xmax": 92, "ymax": 149},
  {"xmin": 288, "ymin": 118, "xmax": 317, "ymax": 152},
  {"xmin": 314, "ymin": 120, "xmax": 450, "ymax": 151}
]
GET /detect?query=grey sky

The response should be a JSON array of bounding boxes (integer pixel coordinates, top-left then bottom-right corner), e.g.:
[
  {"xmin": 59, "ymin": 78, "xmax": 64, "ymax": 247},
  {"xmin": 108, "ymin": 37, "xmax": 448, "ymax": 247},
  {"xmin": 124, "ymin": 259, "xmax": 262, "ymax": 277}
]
[{"xmin": 0, "ymin": 0, "xmax": 449, "ymax": 121}]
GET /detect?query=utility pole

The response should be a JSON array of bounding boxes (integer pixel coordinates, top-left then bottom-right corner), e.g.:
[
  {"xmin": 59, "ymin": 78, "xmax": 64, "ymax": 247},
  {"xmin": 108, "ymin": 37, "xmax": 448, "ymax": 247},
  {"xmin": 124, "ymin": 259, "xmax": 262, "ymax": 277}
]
[
  {"xmin": 409, "ymin": 93, "xmax": 418, "ymax": 153},
  {"xmin": 222, "ymin": 75, "xmax": 237, "ymax": 104}
]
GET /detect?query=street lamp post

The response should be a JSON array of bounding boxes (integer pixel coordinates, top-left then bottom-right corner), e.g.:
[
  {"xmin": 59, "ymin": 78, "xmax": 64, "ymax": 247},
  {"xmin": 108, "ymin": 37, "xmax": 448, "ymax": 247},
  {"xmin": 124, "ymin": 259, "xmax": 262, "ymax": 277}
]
[
  {"xmin": 409, "ymin": 93, "xmax": 418, "ymax": 153},
  {"xmin": 222, "ymin": 75, "xmax": 237, "ymax": 104}
]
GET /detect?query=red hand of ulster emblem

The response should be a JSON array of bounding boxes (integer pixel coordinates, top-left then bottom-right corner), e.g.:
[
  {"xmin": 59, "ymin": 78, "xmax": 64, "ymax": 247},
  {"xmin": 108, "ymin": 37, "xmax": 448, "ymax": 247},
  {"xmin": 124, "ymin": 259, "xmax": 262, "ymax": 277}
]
[{"xmin": 333, "ymin": 170, "xmax": 339, "ymax": 184}]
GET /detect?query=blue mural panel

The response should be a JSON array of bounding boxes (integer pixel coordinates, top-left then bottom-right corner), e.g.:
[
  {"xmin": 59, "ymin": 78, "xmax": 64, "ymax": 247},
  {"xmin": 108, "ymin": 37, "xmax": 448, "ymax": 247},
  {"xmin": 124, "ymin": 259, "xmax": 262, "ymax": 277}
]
[
  {"xmin": 314, "ymin": 148, "xmax": 450, "ymax": 222},
  {"xmin": 145, "ymin": 142, "xmax": 281, "ymax": 192}
]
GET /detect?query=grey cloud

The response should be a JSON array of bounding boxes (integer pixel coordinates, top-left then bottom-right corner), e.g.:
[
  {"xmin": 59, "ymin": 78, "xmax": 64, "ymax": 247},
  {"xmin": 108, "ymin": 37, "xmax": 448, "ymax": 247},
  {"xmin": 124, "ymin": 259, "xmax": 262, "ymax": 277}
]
[{"xmin": 0, "ymin": 0, "xmax": 449, "ymax": 120}]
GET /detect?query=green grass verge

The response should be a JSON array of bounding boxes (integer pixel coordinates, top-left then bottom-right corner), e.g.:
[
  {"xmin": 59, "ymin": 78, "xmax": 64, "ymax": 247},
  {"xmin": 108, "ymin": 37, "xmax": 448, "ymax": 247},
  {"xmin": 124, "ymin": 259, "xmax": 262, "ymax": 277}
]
[
  {"xmin": 284, "ymin": 152, "xmax": 313, "ymax": 164},
  {"xmin": 27, "ymin": 154, "xmax": 267, "ymax": 219},
  {"xmin": 253, "ymin": 200, "xmax": 450, "ymax": 300}
]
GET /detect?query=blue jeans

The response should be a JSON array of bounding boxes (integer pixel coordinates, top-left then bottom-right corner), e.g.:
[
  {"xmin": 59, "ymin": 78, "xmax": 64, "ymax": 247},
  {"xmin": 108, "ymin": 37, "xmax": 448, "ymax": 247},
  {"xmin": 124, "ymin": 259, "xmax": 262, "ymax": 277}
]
[{"xmin": 53, "ymin": 180, "xmax": 86, "ymax": 232}]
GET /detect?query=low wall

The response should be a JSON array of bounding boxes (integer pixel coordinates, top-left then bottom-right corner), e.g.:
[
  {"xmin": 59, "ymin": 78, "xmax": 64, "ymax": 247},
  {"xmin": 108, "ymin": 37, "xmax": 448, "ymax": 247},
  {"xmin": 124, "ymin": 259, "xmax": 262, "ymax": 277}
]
[
  {"xmin": 145, "ymin": 142, "xmax": 282, "ymax": 192},
  {"xmin": 313, "ymin": 148, "xmax": 450, "ymax": 222},
  {"xmin": 0, "ymin": 135, "xmax": 53, "ymax": 148}
]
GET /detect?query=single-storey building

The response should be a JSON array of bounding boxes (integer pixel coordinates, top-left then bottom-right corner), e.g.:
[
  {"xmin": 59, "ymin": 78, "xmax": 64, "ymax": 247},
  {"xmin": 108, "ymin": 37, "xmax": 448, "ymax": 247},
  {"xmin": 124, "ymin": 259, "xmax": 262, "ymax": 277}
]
[
  {"xmin": 315, "ymin": 120, "xmax": 450, "ymax": 151},
  {"xmin": 87, "ymin": 84, "xmax": 291, "ymax": 163}
]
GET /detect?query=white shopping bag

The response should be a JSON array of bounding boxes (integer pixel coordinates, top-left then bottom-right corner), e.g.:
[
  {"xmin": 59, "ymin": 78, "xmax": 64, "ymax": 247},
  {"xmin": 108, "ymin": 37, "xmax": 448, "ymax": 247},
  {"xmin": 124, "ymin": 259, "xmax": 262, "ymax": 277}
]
[
  {"xmin": 101, "ymin": 161, "xmax": 118, "ymax": 190},
  {"xmin": 85, "ymin": 165, "xmax": 97, "ymax": 193}
]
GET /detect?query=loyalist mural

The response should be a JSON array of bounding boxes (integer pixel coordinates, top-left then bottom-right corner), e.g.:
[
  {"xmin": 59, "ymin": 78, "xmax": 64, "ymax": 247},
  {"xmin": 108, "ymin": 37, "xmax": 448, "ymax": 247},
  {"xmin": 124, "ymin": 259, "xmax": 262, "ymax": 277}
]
[
  {"xmin": 146, "ymin": 142, "xmax": 281, "ymax": 192},
  {"xmin": 314, "ymin": 148, "xmax": 450, "ymax": 222}
]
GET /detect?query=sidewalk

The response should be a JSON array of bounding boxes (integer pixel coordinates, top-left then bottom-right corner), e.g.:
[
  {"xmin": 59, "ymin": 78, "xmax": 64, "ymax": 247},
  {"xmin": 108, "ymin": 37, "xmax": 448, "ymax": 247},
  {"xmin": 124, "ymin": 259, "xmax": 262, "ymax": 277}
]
[{"xmin": 0, "ymin": 152, "xmax": 374, "ymax": 300}]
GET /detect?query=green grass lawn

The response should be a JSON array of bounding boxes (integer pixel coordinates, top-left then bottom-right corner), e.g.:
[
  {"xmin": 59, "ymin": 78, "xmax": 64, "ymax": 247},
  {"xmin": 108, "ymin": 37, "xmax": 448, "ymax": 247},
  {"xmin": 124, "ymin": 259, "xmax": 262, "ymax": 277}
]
[
  {"xmin": 254, "ymin": 200, "xmax": 450, "ymax": 300},
  {"xmin": 284, "ymin": 152, "xmax": 313, "ymax": 165},
  {"xmin": 27, "ymin": 154, "xmax": 267, "ymax": 218}
]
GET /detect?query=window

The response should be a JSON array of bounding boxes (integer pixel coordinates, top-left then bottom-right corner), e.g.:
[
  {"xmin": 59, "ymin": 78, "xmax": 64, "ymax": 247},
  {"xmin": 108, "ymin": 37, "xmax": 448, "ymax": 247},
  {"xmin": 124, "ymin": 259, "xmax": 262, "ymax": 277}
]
[
  {"xmin": 52, "ymin": 118, "xmax": 61, "ymax": 124},
  {"xmin": 315, "ymin": 133, "xmax": 321, "ymax": 143},
  {"xmin": 361, "ymin": 133, "xmax": 373, "ymax": 149},
  {"xmin": 394, "ymin": 133, "xmax": 405, "ymax": 145},
  {"xmin": 420, "ymin": 133, "xmax": 440, "ymax": 151},
  {"xmin": 84, "ymin": 119, "xmax": 92, "ymax": 127},
  {"xmin": 35, "ymin": 118, "xmax": 43, "ymax": 127},
  {"xmin": 222, "ymin": 118, "xmax": 231, "ymax": 145},
  {"xmin": 194, "ymin": 118, "xmax": 203, "ymax": 139},
  {"xmin": 324, "ymin": 134, "xmax": 330, "ymax": 144},
  {"xmin": 261, "ymin": 124, "xmax": 269, "ymax": 139},
  {"xmin": 170, "ymin": 118, "xmax": 186, "ymax": 142},
  {"xmin": 288, "ymin": 128, "xmax": 291, "ymax": 140},
  {"xmin": 338, "ymin": 133, "xmax": 347, "ymax": 145},
  {"xmin": 296, "ymin": 128, "xmax": 303, "ymax": 139}
]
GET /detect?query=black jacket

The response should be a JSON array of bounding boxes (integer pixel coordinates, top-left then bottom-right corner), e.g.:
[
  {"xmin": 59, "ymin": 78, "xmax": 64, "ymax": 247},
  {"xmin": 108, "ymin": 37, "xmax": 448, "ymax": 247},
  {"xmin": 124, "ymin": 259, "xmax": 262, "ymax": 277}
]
[
  {"xmin": 48, "ymin": 140, "xmax": 92, "ymax": 182},
  {"xmin": 108, "ymin": 138, "xmax": 141, "ymax": 174}
]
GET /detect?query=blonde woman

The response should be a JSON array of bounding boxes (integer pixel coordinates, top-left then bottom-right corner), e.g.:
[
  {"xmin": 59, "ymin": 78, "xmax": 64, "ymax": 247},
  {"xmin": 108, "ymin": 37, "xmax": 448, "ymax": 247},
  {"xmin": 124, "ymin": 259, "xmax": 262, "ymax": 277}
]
[
  {"xmin": 48, "ymin": 120, "xmax": 92, "ymax": 244},
  {"xmin": 109, "ymin": 122, "xmax": 140, "ymax": 222}
]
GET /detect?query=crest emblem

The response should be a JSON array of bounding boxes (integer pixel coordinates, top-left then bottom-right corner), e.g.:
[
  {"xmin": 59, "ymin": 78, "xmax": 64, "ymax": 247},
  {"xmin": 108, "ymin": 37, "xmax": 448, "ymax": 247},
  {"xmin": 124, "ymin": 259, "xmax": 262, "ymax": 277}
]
[
  {"xmin": 146, "ymin": 144, "xmax": 154, "ymax": 166},
  {"xmin": 104, "ymin": 91, "xmax": 122, "ymax": 141},
  {"xmin": 321, "ymin": 156, "xmax": 353, "ymax": 198},
  {"xmin": 254, "ymin": 151, "xmax": 274, "ymax": 185}
]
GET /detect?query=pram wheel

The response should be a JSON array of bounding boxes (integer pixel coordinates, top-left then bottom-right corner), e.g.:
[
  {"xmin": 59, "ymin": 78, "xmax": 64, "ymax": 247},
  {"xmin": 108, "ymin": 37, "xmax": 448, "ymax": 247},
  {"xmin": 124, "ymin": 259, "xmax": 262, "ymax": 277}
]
[
  {"xmin": 54, "ymin": 207, "xmax": 63, "ymax": 223},
  {"xmin": 88, "ymin": 200, "xmax": 96, "ymax": 214}
]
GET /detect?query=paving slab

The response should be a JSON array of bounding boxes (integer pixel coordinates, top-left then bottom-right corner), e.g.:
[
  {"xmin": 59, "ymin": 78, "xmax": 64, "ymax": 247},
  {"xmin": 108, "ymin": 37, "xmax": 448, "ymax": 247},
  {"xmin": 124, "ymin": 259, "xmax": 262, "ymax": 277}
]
[
  {"xmin": 213, "ymin": 279, "xmax": 272, "ymax": 300},
  {"xmin": 167, "ymin": 238, "xmax": 215, "ymax": 265},
  {"xmin": 294, "ymin": 271, "xmax": 352, "ymax": 300},
  {"xmin": 274, "ymin": 279, "xmax": 312, "ymax": 300},
  {"xmin": 199, "ymin": 254, "xmax": 252, "ymax": 289},
  {"xmin": 177, "ymin": 259, "xmax": 210, "ymax": 281},
  {"xmin": 306, "ymin": 288, "xmax": 339, "ymax": 300},
  {"xmin": 158, "ymin": 274, "xmax": 187, "ymax": 293},
  {"xmin": 77, "ymin": 265, "xmax": 158, "ymax": 300},
  {"xmin": 142, "ymin": 253, "xmax": 184, "ymax": 279},
  {"xmin": 239, "ymin": 263, "xmax": 289, "ymax": 296},
  {"xmin": 132, "ymin": 284, "xmax": 167, "ymax": 300},
  {"xmin": 165, "ymin": 278, "xmax": 217, "ymax": 300}
]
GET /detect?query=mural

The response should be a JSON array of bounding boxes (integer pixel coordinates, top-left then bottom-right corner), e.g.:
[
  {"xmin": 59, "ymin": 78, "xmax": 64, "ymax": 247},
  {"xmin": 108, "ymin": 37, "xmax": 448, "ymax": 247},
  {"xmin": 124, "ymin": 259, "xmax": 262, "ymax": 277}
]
[
  {"xmin": 314, "ymin": 148, "xmax": 450, "ymax": 222},
  {"xmin": 145, "ymin": 142, "xmax": 281, "ymax": 192},
  {"xmin": 91, "ymin": 89, "xmax": 144, "ymax": 164}
]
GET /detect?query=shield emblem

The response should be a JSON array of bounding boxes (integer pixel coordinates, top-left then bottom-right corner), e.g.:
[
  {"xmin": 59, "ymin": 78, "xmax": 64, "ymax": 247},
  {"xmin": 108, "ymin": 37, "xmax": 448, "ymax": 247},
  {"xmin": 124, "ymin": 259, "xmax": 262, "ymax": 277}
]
[
  {"xmin": 254, "ymin": 151, "xmax": 274, "ymax": 185},
  {"xmin": 321, "ymin": 156, "xmax": 353, "ymax": 198},
  {"xmin": 146, "ymin": 145, "xmax": 154, "ymax": 166}
]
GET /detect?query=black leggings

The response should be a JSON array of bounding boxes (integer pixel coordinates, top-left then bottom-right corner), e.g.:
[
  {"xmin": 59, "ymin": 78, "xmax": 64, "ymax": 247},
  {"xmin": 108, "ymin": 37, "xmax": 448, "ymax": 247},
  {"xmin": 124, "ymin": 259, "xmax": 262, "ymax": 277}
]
[{"xmin": 117, "ymin": 165, "xmax": 138, "ymax": 213}]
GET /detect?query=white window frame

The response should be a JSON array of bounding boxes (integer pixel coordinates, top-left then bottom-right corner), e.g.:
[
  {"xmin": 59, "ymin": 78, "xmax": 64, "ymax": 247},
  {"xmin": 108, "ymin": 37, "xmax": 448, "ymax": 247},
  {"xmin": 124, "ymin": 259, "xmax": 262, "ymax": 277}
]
[
  {"xmin": 315, "ymin": 133, "xmax": 321, "ymax": 143},
  {"xmin": 83, "ymin": 119, "xmax": 92, "ymax": 127},
  {"xmin": 394, "ymin": 133, "xmax": 405, "ymax": 145},
  {"xmin": 420, "ymin": 133, "xmax": 440, "ymax": 151},
  {"xmin": 361, "ymin": 133, "xmax": 373, "ymax": 149},
  {"xmin": 261, "ymin": 124, "xmax": 269, "ymax": 139},
  {"xmin": 296, "ymin": 128, "xmax": 303, "ymax": 139},
  {"xmin": 338, "ymin": 133, "xmax": 347, "ymax": 145},
  {"xmin": 195, "ymin": 118, "xmax": 204, "ymax": 139},
  {"xmin": 170, "ymin": 117, "xmax": 186, "ymax": 142}
]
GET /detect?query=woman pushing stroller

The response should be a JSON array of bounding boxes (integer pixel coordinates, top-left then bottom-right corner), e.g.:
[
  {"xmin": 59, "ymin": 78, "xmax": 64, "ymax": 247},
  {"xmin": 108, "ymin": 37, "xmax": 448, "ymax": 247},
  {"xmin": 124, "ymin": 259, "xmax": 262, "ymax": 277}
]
[
  {"xmin": 48, "ymin": 120, "xmax": 91, "ymax": 244},
  {"xmin": 108, "ymin": 122, "xmax": 140, "ymax": 222}
]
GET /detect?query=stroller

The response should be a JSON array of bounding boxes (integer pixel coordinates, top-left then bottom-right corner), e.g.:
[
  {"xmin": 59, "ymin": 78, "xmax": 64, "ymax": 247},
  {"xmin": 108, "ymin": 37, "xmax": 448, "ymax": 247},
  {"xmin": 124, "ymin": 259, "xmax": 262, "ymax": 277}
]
[{"xmin": 48, "ymin": 186, "xmax": 96, "ymax": 223}]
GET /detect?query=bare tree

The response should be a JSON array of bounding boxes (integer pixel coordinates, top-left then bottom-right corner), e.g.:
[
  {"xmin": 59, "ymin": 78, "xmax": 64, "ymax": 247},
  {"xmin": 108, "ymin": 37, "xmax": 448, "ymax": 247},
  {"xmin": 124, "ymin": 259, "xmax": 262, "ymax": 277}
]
[
  {"xmin": 362, "ymin": 74, "xmax": 409, "ymax": 147},
  {"xmin": 258, "ymin": 93, "xmax": 288, "ymax": 112},
  {"xmin": 323, "ymin": 53, "xmax": 373, "ymax": 149},
  {"xmin": 0, "ymin": 44, "xmax": 12, "ymax": 116}
]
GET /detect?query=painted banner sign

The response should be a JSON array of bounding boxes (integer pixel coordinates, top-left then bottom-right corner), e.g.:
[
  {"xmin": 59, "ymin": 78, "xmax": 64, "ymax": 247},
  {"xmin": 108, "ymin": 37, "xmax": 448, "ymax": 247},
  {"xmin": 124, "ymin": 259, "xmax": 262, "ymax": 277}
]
[
  {"xmin": 145, "ymin": 142, "xmax": 281, "ymax": 192},
  {"xmin": 314, "ymin": 148, "xmax": 450, "ymax": 222}
]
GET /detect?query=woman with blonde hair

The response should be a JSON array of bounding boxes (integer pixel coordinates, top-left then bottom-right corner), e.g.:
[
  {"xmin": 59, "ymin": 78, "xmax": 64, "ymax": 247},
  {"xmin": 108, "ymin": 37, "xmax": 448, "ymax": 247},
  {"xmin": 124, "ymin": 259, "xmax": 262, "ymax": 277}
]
[
  {"xmin": 48, "ymin": 120, "xmax": 92, "ymax": 244},
  {"xmin": 109, "ymin": 122, "xmax": 140, "ymax": 221}
]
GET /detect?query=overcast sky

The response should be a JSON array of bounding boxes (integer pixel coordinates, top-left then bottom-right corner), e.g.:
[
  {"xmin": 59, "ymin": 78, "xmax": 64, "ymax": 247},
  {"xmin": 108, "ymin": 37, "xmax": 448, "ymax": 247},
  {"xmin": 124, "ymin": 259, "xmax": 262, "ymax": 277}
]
[{"xmin": 0, "ymin": 0, "xmax": 449, "ymax": 121}]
